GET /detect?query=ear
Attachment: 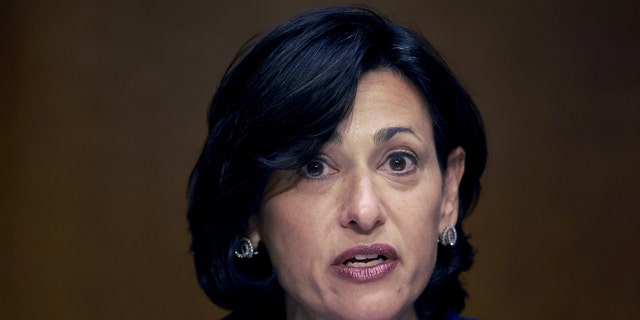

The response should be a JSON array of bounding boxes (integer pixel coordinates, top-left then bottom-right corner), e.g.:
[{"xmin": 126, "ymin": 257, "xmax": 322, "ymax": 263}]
[
  {"xmin": 246, "ymin": 214, "xmax": 262, "ymax": 246},
  {"xmin": 439, "ymin": 147, "xmax": 466, "ymax": 230}
]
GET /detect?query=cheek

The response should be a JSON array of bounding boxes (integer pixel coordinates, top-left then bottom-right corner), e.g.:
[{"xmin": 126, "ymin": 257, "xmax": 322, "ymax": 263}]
[
  {"xmin": 258, "ymin": 195, "xmax": 333, "ymax": 301},
  {"xmin": 258, "ymin": 195, "xmax": 325, "ymax": 272},
  {"xmin": 394, "ymin": 186, "xmax": 443, "ymax": 261},
  {"xmin": 394, "ymin": 185, "xmax": 443, "ymax": 229},
  {"xmin": 404, "ymin": 207, "xmax": 441, "ymax": 282},
  {"xmin": 402, "ymin": 211, "xmax": 439, "ymax": 261}
]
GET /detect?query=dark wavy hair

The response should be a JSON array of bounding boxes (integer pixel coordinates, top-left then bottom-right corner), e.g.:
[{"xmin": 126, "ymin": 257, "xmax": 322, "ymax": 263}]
[{"xmin": 187, "ymin": 5, "xmax": 487, "ymax": 320}]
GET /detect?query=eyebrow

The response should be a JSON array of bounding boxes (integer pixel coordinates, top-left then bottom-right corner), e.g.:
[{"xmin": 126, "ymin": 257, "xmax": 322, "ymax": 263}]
[{"xmin": 374, "ymin": 127, "xmax": 416, "ymax": 145}]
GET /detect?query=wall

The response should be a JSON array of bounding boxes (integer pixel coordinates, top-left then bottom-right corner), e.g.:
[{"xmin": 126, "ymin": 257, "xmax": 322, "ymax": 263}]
[{"xmin": 2, "ymin": 0, "xmax": 639, "ymax": 319}]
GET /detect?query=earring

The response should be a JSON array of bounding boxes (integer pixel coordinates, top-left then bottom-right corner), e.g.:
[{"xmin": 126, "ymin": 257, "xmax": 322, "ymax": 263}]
[
  {"xmin": 438, "ymin": 225, "xmax": 457, "ymax": 246},
  {"xmin": 234, "ymin": 237, "xmax": 258, "ymax": 259}
]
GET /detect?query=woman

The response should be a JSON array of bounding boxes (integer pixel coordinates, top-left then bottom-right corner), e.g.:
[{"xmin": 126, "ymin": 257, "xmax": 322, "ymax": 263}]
[{"xmin": 187, "ymin": 5, "xmax": 487, "ymax": 320}]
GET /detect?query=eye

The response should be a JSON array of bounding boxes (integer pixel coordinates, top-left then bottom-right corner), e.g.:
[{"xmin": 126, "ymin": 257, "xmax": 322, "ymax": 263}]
[
  {"xmin": 382, "ymin": 151, "xmax": 418, "ymax": 175},
  {"xmin": 305, "ymin": 161, "xmax": 325, "ymax": 177},
  {"xmin": 299, "ymin": 158, "xmax": 337, "ymax": 179},
  {"xmin": 389, "ymin": 155, "xmax": 407, "ymax": 171}
]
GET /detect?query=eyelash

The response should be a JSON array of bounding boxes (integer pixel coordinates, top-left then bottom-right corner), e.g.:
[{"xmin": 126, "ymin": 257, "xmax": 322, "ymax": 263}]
[
  {"xmin": 298, "ymin": 157, "xmax": 334, "ymax": 180},
  {"xmin": 383, "ymin": 150, "xmax": 419, "ymax": 175},
  {"xmin": 298, "ymin": 150, "xmax": 419, "ymax": 180}
]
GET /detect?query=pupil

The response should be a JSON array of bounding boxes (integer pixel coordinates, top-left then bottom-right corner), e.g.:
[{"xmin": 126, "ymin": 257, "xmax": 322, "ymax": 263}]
[
  {"xmin": 306, "ymin": 162, "xmax": 324, "ymax": 176},
  {"xmin": 390, "ymin": 157, "xmax": 406, "ymax": 171}
]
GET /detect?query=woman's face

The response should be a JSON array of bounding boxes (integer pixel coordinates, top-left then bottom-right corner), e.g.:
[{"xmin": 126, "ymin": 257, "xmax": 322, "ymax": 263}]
[{"xmin": 250, "ymin": 70, "xmax": 465, "ymax": 320}]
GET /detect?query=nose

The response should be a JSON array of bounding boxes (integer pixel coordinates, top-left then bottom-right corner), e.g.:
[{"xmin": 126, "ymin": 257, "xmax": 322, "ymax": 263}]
[{"xmin": 340, "ymin": 173, "xmax": 386, "ymax": 232}]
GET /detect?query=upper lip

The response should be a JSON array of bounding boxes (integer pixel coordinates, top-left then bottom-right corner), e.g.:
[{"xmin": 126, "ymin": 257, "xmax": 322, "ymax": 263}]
[{"xmin": 333, "ymin": 243, "xmax": 398, "ymax": 265}]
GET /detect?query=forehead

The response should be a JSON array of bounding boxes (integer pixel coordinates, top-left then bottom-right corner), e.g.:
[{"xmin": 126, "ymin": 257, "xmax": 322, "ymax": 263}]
[{"xmin": 334, "ymin": 70, "xmax": 433, "ymax": 141}]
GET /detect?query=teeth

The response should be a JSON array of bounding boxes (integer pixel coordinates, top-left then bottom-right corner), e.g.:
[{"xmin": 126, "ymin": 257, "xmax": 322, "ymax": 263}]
[
  {"xmin": 354, "ymin": 254, "xmax": 379, "ymax": 260},
  {"xmin": 345, "ymin": 255, "xmax": 384, "ymax": 267}
]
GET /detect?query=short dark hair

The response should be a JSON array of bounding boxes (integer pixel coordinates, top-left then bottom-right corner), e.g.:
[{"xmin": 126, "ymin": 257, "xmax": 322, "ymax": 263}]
[{"xmin": 187, "ymin": 5, "xmax": 487, "ymax": 319}]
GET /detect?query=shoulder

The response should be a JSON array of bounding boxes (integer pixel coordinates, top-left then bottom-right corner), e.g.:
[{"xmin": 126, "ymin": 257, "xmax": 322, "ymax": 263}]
[
  {"xmin": 221, "ymin": 309, "xmax": 285, "ymax": 320},
  {"xmin": 445, "ymin": 309, "xmax": 477, "ymax": 320}
]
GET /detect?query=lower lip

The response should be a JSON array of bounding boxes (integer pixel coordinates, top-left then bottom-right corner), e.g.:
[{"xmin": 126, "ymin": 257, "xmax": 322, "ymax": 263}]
[{"xmin": 331, "ymin": 260, "xmax": 398, "ymax": 282}]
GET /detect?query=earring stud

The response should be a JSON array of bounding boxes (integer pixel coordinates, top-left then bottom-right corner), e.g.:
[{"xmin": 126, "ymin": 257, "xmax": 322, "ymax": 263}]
[
  {"xmin": 438, "ymin": 225, "xmax": 457, "ymax": 246},
  {"xmin": 234, "ymin": 237, "xmax": 258, "ymax": 259}
]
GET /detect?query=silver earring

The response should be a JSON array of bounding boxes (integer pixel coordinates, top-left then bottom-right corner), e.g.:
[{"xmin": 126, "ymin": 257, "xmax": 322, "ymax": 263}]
[
  {"xmin": 234, "ymin": 237, "xmax": 258, "ymax": 259},
  {"xmin": 438, "ymin": 225, "xmax": 457, "ymax": 246}
]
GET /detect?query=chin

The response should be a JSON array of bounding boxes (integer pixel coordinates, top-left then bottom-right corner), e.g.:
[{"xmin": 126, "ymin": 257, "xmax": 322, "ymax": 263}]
[{"xmin": 323, "ymin": 295, "xmax": 415, "ymax": 320}]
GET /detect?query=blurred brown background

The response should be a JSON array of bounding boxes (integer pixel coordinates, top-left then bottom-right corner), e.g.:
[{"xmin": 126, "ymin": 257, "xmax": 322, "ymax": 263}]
[{"xmin": 2, "ymin": 0, "xmax": 639, "ymax": 319}]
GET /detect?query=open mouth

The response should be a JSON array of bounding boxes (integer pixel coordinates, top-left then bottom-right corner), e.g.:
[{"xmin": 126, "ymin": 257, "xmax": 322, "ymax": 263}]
[
  {"xmin": 332, "ymin": 244, "xmax": 398, "ymax": 281},
  {"xmin": 343, "ymin": 254, "xmax": 388, "ymax": 267},
  {"xmin": 333, "ymin": 243, "xmax": 397, "ymax": 267}
]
